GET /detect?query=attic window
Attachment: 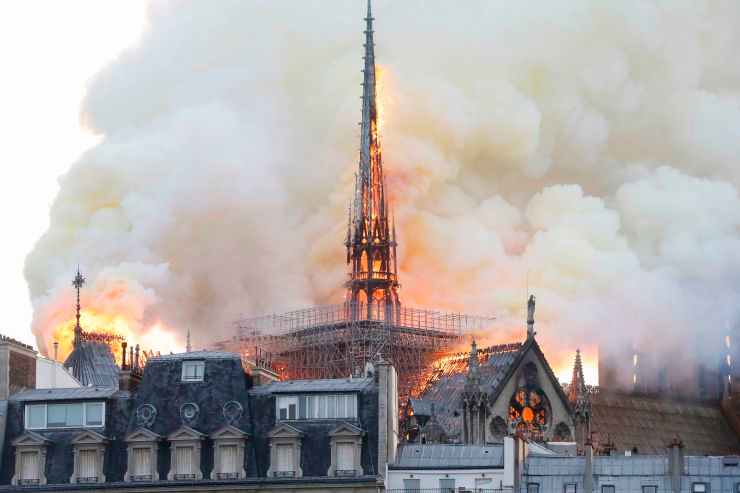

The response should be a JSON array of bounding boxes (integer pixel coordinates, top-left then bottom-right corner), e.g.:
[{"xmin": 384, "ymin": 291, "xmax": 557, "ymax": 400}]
[
  {"xmin": 692, "ymin": 484, "xmax": 708, "ymax": 493},
  {"xmin": 25, "ymin": 402, "xmax": 105, "ymax": 430},
  {"xmin": 182, "ymin": 361, "xmax": 205, "ymax": 382}
]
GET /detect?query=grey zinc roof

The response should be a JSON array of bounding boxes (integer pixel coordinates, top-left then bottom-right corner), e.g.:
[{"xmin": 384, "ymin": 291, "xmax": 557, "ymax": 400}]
[
  {"xmin": 251, "ymin": 377, "xmax": 374, "ymax": 394},
  {"xmin": 525, "ymin": 454, "xmax": 669, "ymax": 477},
  {"xmin": 391, "ymin": 444, "xmax": 504, "ymax": 469},
  {"xmin": 147, "ymin": 350, "xmax": 240, "ymax": 361},
  {"xmin": 63, "ymin": 341, "xmax": 119, "ymax": 388},
  {"xmin": 10, "ymin": 386, "xmax": 118, "ymax": 402}
]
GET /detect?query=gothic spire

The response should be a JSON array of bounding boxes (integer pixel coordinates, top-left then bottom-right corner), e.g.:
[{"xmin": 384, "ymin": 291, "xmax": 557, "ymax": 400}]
[
  {"xmin": 466, "ymin": 338, "xmax": 481, "ymax": 388},
  {"xmin": 526, "ymin": 294, "xmax": 536, "ymax": 340},
  {"xmin": 569, "ymin": 349, "xmax": 586, "ymax": 405},
  {"xmin": 186, "ymin": 328, "xmax": 192, "ymax": 353},
  {"xmin": 345, "ymin": 0, "xmax": 400, "ymax": 316},
  {"xmin": 72, "ymin": 267, "xmax": 86, "ymax": 348}
]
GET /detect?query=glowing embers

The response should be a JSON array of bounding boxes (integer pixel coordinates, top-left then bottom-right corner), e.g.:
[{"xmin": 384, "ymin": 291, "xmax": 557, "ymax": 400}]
[{"xmin": 508, "ymin": 387, "xmax": 549, "ymax": 439}]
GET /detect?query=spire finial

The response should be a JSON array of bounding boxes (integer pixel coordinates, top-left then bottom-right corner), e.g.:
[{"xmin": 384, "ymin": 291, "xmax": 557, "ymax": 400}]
[
  {"xmin": 526, "ymin": 294, "xmax": 536, "ymax": 340},
  {"xmin": 72, "ymin": 267, "xmax": 86, "ymax": 348},
  {"xmin": 569, "ymin": 348, "xmax": 586, "ymax": 405},
  {"xmin": 186, "ymin": 328, "xmax": 192, "ymax": 353}
]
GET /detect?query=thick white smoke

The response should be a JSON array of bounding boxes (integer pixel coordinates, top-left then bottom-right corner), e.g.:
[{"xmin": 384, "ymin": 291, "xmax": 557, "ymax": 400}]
[{"xmin": 25, "ymin": 0, "xmax": 740, "ymax": 382}]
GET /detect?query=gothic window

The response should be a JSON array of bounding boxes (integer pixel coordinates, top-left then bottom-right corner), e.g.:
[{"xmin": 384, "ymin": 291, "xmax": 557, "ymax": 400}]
[
  {"xmin": 360, "ymin": 251, "xmax": 369, "ymax": 273},
  {"xmin": 372, "ymin": 252, "xmax": 382, "ymax": 274},
  {"xmin": 508, "ymin": 364, "xmax": 551, "ymax": 440},
  {"xmin": 553, "ymin": 422, "xmax": 572, "ymax": 441}
]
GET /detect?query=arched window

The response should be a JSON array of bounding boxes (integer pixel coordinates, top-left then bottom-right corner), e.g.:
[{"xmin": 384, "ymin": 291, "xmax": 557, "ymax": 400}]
[
  {"xmin": 372, "ymin": 252, "xmax": 382, "ymax": 275},
  {"xmin": 356, "ymin": 290, "xmax": 368, "ymax": 304},
  {"xmin": 508, "ymin": 363, "xmax": 551, "ymax": 440},
  {"xmin": 360, "ymin": 251, "xmax": 369, "ymax": 273}
]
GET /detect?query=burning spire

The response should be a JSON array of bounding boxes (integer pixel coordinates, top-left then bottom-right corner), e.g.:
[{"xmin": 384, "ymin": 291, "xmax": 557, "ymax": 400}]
[
  {"xmin": 72, "ymin": 267, "xmax": 86, "ymax": 348},
  {"xmin": 345, "ymin": 0, "xmax": 400, "ymax": 318},
  {"xmin": 568, "ymin": 349, "xmax": 586, "ymax": 405}
]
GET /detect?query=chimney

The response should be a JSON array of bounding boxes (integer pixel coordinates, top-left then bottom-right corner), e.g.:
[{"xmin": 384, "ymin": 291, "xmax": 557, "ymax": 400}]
[
  {"xmin": 668, "ymin": 437, "xmax": 684, "ymax": 493},
  {"xmin": 118, "ymin": 341, "xmax": 142, "ymax": 392},
  {"xmin": 376, "ymin": 358, "xmax": 398, "ymax": 478},
  {"xmin": 583, "ymin": 438, "xmax": 594, "ymax": 493}
]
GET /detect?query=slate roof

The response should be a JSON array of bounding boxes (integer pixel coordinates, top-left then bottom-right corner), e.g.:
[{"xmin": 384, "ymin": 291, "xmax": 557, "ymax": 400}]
[
  {"xmin": 525, "ymin": 454, "xmax": 669, "ymax": 476},
  {"xmin": 590, "ymin": 391, "xmax": 740, "ymax": 455},
  {"xmin": 10, "ymin": 386, "xmax": 118, "ymax": 401},
  {"xmin": 63, "ymin": 341, "xmax": 119, "ymax": 388},
  {"xmin": 414, "ymin": 342, "xmax": 524, "ymax": 437},
  {"xmin": 391, "ymin": 444, "xmax": 504, "ymax": 469},
  {"xmin": 250, "ymin": 377, "xmax": 374, "ymax": 394}
]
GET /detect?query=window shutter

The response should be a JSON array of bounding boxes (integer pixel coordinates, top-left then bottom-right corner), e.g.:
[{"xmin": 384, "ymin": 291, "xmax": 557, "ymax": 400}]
[
  {"xmin": 336, "ymin": 443, "xmax": 354, "ymax": 472},
  {"xmin": 220, "ymin": 445, "xmax": 238, "ymax": 474},
  {"xmin": 133, "ymin": 448, "xmax": 150, "ymax": 477},
  {"xmin": 176, "ymin": 446, "xmax": 193, "ymax": 476},
  {"xmin": 277, "ymin": 444, "xmax": 292, "ymax": 472},
  {"xmin": 21, "ymin": 451, "xmax": 39, "ymax": 482},
  {"xmin": 79, "ymin": 449, "xmax": 97, "ymax": 481}
]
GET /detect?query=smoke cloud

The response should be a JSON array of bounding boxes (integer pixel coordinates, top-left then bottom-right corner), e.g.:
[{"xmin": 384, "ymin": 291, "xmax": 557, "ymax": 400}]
[{"xmin": 25, "ymin": 0, "xmax": 740, "ymax": 382}]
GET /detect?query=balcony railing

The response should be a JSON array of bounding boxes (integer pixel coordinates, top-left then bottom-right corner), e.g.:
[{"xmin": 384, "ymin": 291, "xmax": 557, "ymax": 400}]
[
  {"xmin": 274, "ymin": 471, "xmax": 296, "ymax": 478},
  {"xmin": 174, "ymin": 474, "xmax": 197, "ymax": 480},
  {"xmin": 216, "ymin": 472, "xmax": 240, "ymax": 480},
  {"xmin": 131, "ymin": 475, "xmax": 153, "ymax": 482}
]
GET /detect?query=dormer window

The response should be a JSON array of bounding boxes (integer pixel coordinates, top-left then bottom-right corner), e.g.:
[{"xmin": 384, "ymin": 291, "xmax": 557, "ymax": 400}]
[
  {"xmin": 182, "ymin": 360, "xmax": 205, "ymax": 382},
  {"xmin": 11, "ymin": 431, "xmax": 50, "ymax": 486},
  {"xmin": 276, "ymin": 394, "xmax": 357, "ymax": 421},
  {"xmin": 267, "ymin": 423, "xmax": 304, "ymax": 479},
  {"xmin": 25, "ymin": 402, "xmax": 105, "ymax": 430}
]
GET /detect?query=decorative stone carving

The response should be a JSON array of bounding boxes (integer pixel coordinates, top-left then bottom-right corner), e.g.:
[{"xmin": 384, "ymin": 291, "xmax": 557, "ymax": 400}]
[
  {"xmin": 135, "ymin": 404, "xmax": 157, "ymax": 428},
  {"xmin": 180, "ymin": 402, "xmax": 199, "ymax": 426},
  {"xmin": 166, "ymin": 426, "xmax": 205, "ymax": 481},
  {"xmin": 11, "ymin": 431, "xmax": 49, "ymax": 486},
  {"xmin": 266, "ymin": 423, "xmax": 304, "ymax": 478},
  {"xmin": 327, "ymin": 422, "xmax": 364, "ymax": 477},
  {"xmin": 222, "ymin": 401, "xmax": 243, "ymax": 425},
  {"xmin": 70, "ymin": 430, "xmax": 108, "ymax": 484},
  {"xmin": 124, "ymin": 428, "xmax": 162, "ymax": 482},
  {"xmin": 209, "ymin": 425, "xmax": 249, "ymax": 480}
]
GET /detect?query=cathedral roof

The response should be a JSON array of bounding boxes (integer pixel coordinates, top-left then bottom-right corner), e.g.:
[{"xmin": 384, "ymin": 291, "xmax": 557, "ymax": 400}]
[
  {"xmin": 63, "ymin": 340, "xmax": 119, "ymax": 389},
  {"xmin": 590, "ymin": 391, "xmax": 740, "ymax": 455},
  {"xmin": 415, "ymin": 342, "xmax": 524, "ymax": 439}
]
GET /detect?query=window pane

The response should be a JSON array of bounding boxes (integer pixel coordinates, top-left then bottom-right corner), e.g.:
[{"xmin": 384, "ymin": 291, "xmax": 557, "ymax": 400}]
[
  {"xmin": 307, "ymin": 396, "xmax": 315, "ymax": 419},
  {"xmin": 642, "ymin": 487, "xmax": 657, "ymax": 493},
  {"xmin": 27, "ymin": 405, "xmax": 45, "ymax": 429},
  {"xmin": 349, "ymin": 395, "xmax": 357, "ymax": 418},
  {"xmin": 279, "ymin": 408, "xmax": 287, "ymax": 420},
  {"xmin": 47, "ymin": 404, "xmax": 67, "ymax": 427},
  {"xmin": 327, "ymin": 396, "xmax": 336, "ymax": 418},
  {"xmin": 693, "ymin": 485, "xmax": 707, "ymax": 493},
  {"xmin": 67, "ymin": 404, "xmax": 83, "ymax": 426},
  {"xmin": 603, "ymin": 486, "xmax": 615, "ymax": 493},
  {"xmin": 299, "ymin": 396, "xmax": 307, "ymax": 420},
  {"xmin": 403, "ymin": 478, "xmax": 420, "ymax": 492},
  {"xmin": 319, "ymin": 396, "xmax": 327, "ymax": 418},
  {"xmin": 527, "ymin": 484, "xmax": 540, "ymax": 493},
  {"xmin": 86, "ymin": 403, "xmax": 104, "ymax": 426},
  {"xmin": 440, "ymin": 478, "xmax": 455, "ymax": 492},
  {"xmin": 288, "ymin": 403, "xmax": 296, "ymax": 420},
  {"xmin": 565, "ymin": 484, "xmax": 577, "ymax": 493}
]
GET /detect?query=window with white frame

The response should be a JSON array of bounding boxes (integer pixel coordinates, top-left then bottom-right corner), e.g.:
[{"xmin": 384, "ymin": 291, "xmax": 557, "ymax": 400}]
[
  {"xmin": 77, "ymin": 450, "xmax": 98, "ymax": 483},
  {"xmin": 174, "ymin": 445, "xmax": 195, "ymax": 480},
  {"xmin": 564, "ymin": 484, "xmax": 577, "ymax": 493},
  {"xmin": 25, "ymin": 402, "xmax": 105, "ymax": 430},
  {"xmin": 276, "ymin": 444, "xmax": 294, "ymax": 476},
  {"xmin": 602, "ymin": 486, "xmax": 615, "ymax": 493},
  {"xmin": 19, "ymin": 451, "xmax": 40, "ymax": 485},
  {"xmin": 218, "ymin": 444, "xmax": 238, "ymax": 479},
  {"xmin": 336, "ymin": 443, "xmax": 354, "ymax": 474},
  {"xmin": 132, "ymin": 447, "xmax": 152, "ymax": 481},
  {"xmin": 642, "ymin": 486, "xmax": 657, "ymax": 493},
  {"xmin": 277, "ymin": 394, "xmax": 358, "ymax": 420},
  {"xmin": 181, "ymin": 360, "xmax": 205, "ymax": 382},
  {"xmin": 692, "ymin": 484, "xmax": 708, "ymax": 493},
  {"xmin": 526, "ymin": 483, "xmax": 540, "ymax": 493},
  {"xmin": 278, "ymin": 396, "xmax": 298, "ymax": 421}
]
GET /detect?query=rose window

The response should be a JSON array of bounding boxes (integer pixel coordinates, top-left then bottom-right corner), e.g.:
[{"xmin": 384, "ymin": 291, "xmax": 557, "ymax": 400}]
[{"xmin": 508, "ymin": 387, "xmax": 549, "ymax": 439}]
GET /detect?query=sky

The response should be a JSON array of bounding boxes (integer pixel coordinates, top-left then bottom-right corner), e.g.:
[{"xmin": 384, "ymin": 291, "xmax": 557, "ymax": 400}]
[{"xmin": 0, "ymin": 1, "xmax": 148, "ymax": 347}]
